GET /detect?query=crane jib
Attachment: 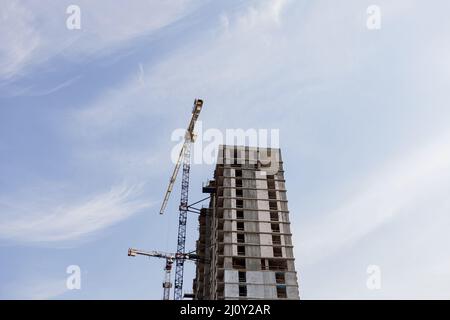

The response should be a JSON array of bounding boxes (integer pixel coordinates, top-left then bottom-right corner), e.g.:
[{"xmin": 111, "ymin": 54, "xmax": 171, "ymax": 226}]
[{"xmin": 159, "ymin": 100, "xmax": 203, "ymax": 216}]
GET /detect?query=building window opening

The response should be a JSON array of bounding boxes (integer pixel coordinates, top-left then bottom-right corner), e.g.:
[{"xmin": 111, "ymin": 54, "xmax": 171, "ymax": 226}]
[
  {"xmin": 239, "ymin": 271, "xmax": 246, "ymax": 283},
  {"xmin": 239, "ymin": 285, "xmax": 247, "ymax": 297},
  {"xmin": 276, "ymin": 285, "xmax": 287, "ymax": 298}
]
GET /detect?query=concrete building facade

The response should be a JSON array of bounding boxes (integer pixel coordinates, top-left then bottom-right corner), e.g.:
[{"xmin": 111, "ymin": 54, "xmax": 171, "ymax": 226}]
[{"xmin": 193, "ymin": 145, "xmax": 300, "ymax": 300}]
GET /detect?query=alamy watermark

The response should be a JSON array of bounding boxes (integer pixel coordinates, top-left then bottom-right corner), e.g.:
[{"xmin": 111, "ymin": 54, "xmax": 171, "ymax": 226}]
[
  {"xmin": 171, "ymin": 122, "xmax": 281, "ymax": 175},
  {"xmin": 366, "ymin": 5, "xmax": 381, "ymax": 30},
  {"xmin": 66, "ymin": 5, "xmax": 81, "ymax": 30},
  {"xmin": 366, "ymin": 265, "xmax": 381, "ymax": 290},
  {"xmin": 66, "ymin": 265, "xmax": 81, "ymax": 290}
]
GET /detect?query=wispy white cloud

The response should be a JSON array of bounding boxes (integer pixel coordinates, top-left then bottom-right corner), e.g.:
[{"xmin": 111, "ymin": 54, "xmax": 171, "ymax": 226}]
[
  {"xmin": 224, "ymin": 0, "xmax": 290, "ymax": 31},
  {"xmin": 73, "ymin": 75, "xmax": 149, "ymax": 131},
  {"xmin": 72, "ymin": 0, "xmax": 296, "ymax": 128},
  {"xmin": 298, "ymin": 129, "xmax": 450, "ymax": 265},
  {"xmin": 0, "ymin": 1, "xmax": 41, "ymax": 79},
  {"xmin": 7, "ymin": 75, "xmax": 82, "ymax": 97},
  {"xmin": 75, "ymin": 0, "xmax": 198, "ymax": 48},
  {"xmin": 0, "ymin": 0, "xmax": 203, "ymax": 80},
  {"xmin": 7, "ymin": 278, "xmax": 68, "ymax": 300},
  {"xmin": 29, "ymin": 75, "xmax": 82, "ymax": 97},
  {"xmin": 0, "ymin": 183, "xmax": 152, "ymax": 243}
]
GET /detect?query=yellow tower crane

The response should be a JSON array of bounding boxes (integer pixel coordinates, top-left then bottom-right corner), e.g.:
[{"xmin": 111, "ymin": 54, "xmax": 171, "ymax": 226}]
[{"xmin": 128, "ymin": 99, "xmax": 204, "ymax": 300}]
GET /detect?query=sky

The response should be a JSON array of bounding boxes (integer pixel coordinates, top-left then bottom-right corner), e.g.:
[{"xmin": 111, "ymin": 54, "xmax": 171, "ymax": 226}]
[{"xmin": 1, "ymin": 0, "xmax": 450, "ymax": 299}]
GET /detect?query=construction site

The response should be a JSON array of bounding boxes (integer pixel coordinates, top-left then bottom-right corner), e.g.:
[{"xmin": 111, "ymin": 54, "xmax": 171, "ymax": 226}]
[{"xmin": 128, "ymin": 100, "xmax": 300, "ymax": 300}]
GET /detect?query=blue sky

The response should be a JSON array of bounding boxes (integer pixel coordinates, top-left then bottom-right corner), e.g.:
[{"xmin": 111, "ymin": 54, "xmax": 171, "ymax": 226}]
[{"xmin": 1, "ymin": 0, "xmax": 450, "ymax": 299}]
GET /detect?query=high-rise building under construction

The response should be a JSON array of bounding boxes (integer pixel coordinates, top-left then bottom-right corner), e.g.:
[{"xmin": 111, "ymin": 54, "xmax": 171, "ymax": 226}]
[{"xmin": 193, "ymin": 145, "xmax": 300, "ymax": 300}]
